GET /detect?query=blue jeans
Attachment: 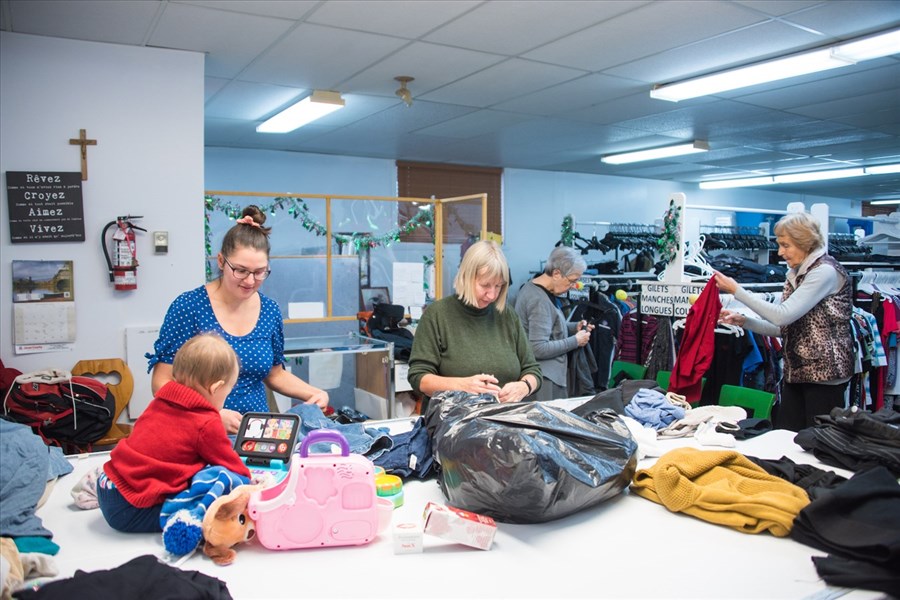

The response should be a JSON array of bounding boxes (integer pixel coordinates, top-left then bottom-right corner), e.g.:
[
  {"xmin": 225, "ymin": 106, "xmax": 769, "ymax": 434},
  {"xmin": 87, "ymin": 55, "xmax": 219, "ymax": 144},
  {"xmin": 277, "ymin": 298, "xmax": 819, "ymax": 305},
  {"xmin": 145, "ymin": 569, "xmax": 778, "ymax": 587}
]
[
  {"xmin": 288, "ymin": 403, "xmax": 393, "ymax": 460},
  {"xmin": 373, "ymin": 416, "xmax": 434, "ymax": 479},
  {"xmin": 96, "ymin": 474, "xmax": 163, "ymax": 533}
]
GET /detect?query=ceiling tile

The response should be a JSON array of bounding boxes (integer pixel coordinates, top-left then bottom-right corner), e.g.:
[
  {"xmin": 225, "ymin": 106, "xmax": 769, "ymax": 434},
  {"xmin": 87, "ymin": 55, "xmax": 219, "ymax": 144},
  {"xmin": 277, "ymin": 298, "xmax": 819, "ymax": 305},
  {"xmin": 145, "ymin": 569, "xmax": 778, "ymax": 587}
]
[
  {"xmin": 424, "ymin": 0, "xmax": 645, "ymax": 56},
  {"xmin": 415, "ymin": 110, "xmax": 534, "ymax": 139},
  {"xmin": 420, "ymin": 58, "xmax": 587, "ymax": 107},
  {"xmin": 523, "ymin": 0, "xmax": 769, "ymax": 71},
  {"xmin": 150, "ymin": 2, "xmax": 295, "ymax": 78},
  {"xmin": 779, "ymin": 1, "xmax": 900, "ymax": 37},
  {"xmin": 205, "ymin": 80, "xmax": 304, "ymax": 120},
  {"xmin": 174, "ymin": 0, "xmax": 319, "ymax": 20},
  {"xmin": 789, "ymin": 89, "xmax": 900, "ymax": 121},
  {"xmin": 338, "ymin": 42, "xmax": 506, "ymax": 96},
  {"xmin": 493, "ymin": 73, "xmax": 640, "ymax": 115},
  {"xmin": 307, "ymin": 0, "xmax": 479, "ymax": 38},
  {"xmin": 732, "ymin": 1, "xmax": 824, "ymax": 18},
  {"xmin": 238, "ymin": 23, "xmax": 408, "ymax": 88},
  {"xmin": 7, "ymin": 0, "xmax": 159, "ymax": 44}
]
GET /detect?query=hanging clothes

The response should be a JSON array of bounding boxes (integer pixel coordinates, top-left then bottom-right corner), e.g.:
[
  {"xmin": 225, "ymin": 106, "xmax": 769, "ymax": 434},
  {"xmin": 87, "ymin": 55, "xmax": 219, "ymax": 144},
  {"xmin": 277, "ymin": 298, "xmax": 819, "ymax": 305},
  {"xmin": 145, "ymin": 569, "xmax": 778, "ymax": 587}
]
[
  {"xmin": 568, "ymin": 294, "xmax": 621, "ymax": 390},
  {"xmin": 698, "ymin": 331, "xmax": 754, "ymax": 406},
  {"xmin": 669, "ymin": 277, "xmax": 721, "ymax": 404},
  {"xmin": 644, "ymin": 316, "xmax": 675, "ymax": 380},
  {"xmin": 616, "ymin": 310, "xmax": 658, "ymax": 366}
]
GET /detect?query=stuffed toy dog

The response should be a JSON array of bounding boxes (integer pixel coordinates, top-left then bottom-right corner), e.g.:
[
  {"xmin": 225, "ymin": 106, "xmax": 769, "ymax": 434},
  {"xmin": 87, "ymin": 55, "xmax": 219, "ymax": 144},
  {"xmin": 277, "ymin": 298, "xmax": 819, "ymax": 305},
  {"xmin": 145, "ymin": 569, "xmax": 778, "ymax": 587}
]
[{"xmin": 201, "ymin": 485, "xmax": 260, "ymax": 565}]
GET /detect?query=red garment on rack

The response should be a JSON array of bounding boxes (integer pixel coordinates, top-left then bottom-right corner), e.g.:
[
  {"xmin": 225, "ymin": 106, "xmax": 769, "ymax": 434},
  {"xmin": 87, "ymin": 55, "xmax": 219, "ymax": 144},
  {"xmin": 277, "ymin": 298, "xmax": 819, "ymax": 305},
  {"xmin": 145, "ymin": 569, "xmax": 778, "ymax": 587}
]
[
  {"xmin": 670, "ymin": 277, "xmax": 721, "ymax": 403},
  {"xmin": 876, "ymin": 298, "xmax": 897, "ymax": 411}
]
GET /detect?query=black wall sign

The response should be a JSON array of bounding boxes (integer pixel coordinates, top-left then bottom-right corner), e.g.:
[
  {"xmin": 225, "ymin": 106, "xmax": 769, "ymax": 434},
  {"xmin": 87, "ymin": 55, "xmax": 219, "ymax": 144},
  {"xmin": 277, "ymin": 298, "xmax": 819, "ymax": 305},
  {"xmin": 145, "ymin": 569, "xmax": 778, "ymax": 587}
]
[{"xmin": 6, "ymin": 171, "xmax": 85, "ymax": 243}]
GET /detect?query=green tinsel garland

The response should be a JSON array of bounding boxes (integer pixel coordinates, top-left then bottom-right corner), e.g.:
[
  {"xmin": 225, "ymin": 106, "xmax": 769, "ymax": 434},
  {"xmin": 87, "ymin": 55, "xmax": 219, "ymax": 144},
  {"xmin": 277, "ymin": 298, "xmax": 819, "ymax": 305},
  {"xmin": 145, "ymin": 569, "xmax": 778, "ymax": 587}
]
[
  {"xmin": 204, "ymin": 195, "xmax": 434, "ymax": 280},
  {"xmin": 657, "ymin": 199, "xmax": 682, "ymax": 264},
  {"xmin": 560, "ymin": 214, "xmax": 575, "ymax": 247}
]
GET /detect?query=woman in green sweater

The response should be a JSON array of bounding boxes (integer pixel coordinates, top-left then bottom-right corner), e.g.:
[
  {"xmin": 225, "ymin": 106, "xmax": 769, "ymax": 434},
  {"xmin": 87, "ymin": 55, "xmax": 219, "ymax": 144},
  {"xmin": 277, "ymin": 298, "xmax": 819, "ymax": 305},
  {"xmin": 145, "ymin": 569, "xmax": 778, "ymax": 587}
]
[{"xmin": 408, "ymin": 240, "xmax": 542, "ymax": 413}]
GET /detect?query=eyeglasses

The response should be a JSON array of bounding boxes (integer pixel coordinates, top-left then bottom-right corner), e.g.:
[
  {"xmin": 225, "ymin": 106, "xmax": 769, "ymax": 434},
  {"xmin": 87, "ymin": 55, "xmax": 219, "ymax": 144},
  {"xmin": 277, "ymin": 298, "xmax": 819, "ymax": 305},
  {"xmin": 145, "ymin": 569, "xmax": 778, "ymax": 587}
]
[
  {"xmin": 565, "ymin": 274, "xmax": 582, "ymax": 285},
  {"xmin": 222, "ymin": 256, "xmax": 271, "ymax": 281}
]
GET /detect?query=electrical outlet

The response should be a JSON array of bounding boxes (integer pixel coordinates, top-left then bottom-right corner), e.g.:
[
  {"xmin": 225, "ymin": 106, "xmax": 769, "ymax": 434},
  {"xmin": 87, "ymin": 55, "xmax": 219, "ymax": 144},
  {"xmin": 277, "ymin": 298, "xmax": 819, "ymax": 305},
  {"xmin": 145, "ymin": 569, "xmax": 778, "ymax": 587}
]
[{"xmin": 154, "ymin": 231, "xmax": 169, "ymax": 254}]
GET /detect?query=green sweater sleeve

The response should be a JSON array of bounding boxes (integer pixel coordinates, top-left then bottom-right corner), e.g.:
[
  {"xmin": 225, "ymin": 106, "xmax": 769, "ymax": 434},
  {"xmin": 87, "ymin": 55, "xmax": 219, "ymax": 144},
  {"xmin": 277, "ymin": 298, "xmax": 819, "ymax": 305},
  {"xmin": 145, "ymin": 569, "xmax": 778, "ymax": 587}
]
[{"xmin": 408, "ymin": 295, "xmax": 542, "ymax": 395}]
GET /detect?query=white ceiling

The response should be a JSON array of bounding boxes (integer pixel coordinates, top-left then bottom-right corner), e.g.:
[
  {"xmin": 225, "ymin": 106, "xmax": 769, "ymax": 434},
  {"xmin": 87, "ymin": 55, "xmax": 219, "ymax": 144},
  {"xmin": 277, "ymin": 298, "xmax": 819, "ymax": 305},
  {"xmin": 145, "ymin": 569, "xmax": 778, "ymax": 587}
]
[{"xmin": 3, "ymin": 0, "xmax": 899, "ymax": 201}]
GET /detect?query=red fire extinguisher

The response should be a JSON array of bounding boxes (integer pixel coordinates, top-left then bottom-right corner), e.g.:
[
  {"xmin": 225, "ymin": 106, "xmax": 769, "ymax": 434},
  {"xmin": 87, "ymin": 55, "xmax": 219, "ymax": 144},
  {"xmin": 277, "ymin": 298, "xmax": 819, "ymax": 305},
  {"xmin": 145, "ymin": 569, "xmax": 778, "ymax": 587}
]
[{"xmin": 102, "ymin": 215, "xmax": 146, "ymax": 291}]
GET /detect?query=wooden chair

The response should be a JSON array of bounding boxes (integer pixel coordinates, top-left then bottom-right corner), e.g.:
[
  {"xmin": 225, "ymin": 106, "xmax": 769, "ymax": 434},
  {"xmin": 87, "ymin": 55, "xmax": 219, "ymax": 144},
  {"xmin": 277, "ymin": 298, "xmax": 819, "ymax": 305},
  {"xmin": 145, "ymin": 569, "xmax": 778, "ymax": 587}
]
[
  {"xmin": 718, "ymin": 384, "xmax": 775, "ymax": 419},
  {"xmin": 71, "ymin": 358, "xmax": 134, "ymax": 447}
]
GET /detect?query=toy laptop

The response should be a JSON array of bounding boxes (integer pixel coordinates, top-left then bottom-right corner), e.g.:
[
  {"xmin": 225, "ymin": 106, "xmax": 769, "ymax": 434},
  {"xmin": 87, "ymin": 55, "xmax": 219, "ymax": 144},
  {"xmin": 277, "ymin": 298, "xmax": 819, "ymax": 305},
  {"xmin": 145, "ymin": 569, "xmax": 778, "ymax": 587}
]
[
  {"xmin": 248, "ymin": 429, "xmax": 390, "ymax": 550},
  {"xmin": 234, "ymin": 412, "xmax": 301, "ymax": 485}
]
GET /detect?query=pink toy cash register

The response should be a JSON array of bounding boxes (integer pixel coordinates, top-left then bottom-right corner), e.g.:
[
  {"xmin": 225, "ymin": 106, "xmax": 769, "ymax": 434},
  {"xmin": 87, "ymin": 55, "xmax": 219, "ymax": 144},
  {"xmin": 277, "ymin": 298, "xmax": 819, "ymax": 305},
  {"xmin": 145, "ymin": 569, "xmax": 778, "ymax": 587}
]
[{"xmin": 248, "ymin": 429, "xmax": 390, "ymax": 550}]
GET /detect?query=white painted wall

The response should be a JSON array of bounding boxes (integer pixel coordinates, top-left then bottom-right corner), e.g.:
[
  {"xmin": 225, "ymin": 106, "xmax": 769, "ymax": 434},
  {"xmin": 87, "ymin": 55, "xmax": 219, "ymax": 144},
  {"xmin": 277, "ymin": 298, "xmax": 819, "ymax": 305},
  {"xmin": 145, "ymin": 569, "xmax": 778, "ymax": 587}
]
[{"xmin": 0, "ymin": 32, "xmax": 205, "ymax": 396}]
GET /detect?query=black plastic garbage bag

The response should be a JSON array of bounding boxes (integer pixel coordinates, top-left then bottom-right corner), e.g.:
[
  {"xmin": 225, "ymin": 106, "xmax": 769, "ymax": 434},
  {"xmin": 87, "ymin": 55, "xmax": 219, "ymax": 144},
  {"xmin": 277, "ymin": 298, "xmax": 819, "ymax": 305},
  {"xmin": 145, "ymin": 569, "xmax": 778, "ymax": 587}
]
[{"xmin": 425, "ymin": 391, "xmax": 638, "ymax": 524}]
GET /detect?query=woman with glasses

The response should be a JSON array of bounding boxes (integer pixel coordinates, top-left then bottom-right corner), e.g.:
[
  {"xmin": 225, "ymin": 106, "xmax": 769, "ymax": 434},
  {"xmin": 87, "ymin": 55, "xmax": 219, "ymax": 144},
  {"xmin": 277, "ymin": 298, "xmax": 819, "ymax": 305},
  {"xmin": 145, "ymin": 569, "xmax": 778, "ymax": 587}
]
[
  {"xmin": 148, "ymin": 205, "xmax": 328, "ymax": 433},
  {"xmin": 714, "ymin": 212, "xmax": 853, "ymax": 431},
  {"xmin": 407, "ymin": 240, "xmax": 541, "ymax": 414},
  {"xmin": 514, "ymin": 246, "xmax": 593, "ymax": 401}
]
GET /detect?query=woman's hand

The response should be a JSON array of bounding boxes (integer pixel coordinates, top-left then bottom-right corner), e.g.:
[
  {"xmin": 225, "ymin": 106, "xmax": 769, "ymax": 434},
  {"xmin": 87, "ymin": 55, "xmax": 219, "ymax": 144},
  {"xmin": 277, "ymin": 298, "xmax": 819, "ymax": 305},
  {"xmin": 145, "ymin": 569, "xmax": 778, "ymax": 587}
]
[
  {"xmin": 718, "ymin": 309, "xmax": 747, "ymax": 327},
  {"xmin": 461, "ymin": 373, "xmax": 501, "ymax": 396},
  {"xmin": 713, "ymin": 270, "xmax": 739, "ymax": 294},
  {"xmin": 497, "ymin": 380, "xmax": 530, "ymax": 403},
  {"xmin": 304, "ymin": 389, "xmax": 329, "ymax": 408},
  {"xmin": 575, "ymin": 328, "xmax": 591, "ymax": 347},
  {"xmin": 220, "ymin": 408, "xmax": 243, "ymax": 434}
]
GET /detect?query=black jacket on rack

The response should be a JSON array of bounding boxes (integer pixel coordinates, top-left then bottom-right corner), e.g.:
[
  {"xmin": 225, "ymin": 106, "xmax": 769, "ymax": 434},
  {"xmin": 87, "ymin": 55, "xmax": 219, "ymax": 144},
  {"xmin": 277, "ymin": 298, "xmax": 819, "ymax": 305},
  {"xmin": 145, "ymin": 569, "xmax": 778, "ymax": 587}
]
[{"xmin": 568, "ymin": 292, "xmax": 622, "ymax": 390}]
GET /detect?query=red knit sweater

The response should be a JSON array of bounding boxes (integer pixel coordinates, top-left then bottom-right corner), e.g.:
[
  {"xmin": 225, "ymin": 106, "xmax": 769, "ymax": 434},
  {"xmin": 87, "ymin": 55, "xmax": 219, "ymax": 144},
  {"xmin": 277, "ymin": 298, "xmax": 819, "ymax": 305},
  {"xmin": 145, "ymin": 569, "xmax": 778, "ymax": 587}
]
[
  {"xmin": 670, "ymin": 277, "xmax": 721, "ymax": 403},
  {"xmin": 103, "ymin": 381, "xmax": 250, "ymax": 508}
]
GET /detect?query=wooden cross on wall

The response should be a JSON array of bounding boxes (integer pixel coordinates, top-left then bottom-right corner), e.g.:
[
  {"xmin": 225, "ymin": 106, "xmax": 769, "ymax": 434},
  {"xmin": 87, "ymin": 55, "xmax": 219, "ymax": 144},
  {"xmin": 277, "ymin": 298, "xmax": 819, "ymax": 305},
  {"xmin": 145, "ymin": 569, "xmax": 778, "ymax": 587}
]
[{"xmin": 69, "ymin": 129, "xmax": 97, "ymax": 180}]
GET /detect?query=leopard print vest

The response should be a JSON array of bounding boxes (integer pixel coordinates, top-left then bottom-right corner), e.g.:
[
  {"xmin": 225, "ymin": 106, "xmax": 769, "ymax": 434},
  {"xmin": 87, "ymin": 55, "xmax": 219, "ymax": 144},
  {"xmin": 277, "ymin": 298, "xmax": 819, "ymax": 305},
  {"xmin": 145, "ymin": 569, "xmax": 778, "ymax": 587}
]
[{"xmin": 781, "ymin": 254, "xmax": 853, "ymax": 383}]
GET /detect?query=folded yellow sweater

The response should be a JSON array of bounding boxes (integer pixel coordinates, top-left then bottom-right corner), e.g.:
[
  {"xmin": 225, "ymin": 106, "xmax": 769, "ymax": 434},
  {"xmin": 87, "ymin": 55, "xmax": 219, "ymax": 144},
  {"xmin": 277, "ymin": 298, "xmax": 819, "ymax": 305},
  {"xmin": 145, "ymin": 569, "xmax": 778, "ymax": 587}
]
[{"xmin": 631, "ymin": 447, "xmax": 809, "ymax": 536}]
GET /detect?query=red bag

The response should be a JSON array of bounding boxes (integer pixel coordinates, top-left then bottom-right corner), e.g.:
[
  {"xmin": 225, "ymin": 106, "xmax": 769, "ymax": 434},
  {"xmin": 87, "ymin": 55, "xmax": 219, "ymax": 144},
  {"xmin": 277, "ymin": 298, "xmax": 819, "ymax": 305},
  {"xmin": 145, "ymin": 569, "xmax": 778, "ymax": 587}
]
[{"xmin": 2, "ymin": 369, "xmax": 114, "ymax": 451}]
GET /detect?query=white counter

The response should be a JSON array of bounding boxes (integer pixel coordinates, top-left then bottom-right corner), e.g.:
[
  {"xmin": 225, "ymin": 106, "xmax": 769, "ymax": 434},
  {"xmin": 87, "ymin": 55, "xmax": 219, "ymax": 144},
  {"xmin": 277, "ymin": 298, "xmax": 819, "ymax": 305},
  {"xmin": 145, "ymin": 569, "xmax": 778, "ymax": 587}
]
[{"xmin": 38, "ymin": 429, "xmax": 880, "ymax": 600}]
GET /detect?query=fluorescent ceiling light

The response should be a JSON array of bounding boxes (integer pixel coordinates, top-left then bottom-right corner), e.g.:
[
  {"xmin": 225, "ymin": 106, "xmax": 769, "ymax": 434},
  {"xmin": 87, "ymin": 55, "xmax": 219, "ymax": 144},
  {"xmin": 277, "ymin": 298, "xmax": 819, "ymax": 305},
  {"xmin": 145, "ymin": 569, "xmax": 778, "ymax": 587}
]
[
  {"xmin": 257, "ymin": 90, "xmax": 344, "ymax": 133},
  {"xmin": 774, "ymin": 168, "xmax": 865, "ymax": 184},
  {"xmin": 832, "ymin": 29, "xmax": 900, "ymax": 61},
  {"xmin": 699, "ymin": 163, "xmax": 900, "ymax": 189},
  {"xmin": 601, "ymin": 140, "xmax": 708, "ymax": 164},
  {"xmin": 651, "ymin": 28, "xmax": 900, "ymax": 102},
  {"xmin": 867, "ymin": 163, "xmax": 900, "ymax": 175},
  {"xmin": 870, "ymin": 199, "xmax": 900, "ymax": 205}
]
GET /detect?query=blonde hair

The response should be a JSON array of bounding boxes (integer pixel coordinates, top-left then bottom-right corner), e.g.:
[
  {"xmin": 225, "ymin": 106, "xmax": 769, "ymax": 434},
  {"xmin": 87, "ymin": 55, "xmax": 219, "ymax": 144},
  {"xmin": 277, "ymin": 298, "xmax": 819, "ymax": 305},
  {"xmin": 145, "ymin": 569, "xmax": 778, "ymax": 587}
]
[
  {"xmin": 172, "ymin": 333, "xmax": 239, "ymax": 391},
  {"xmin": 454, "ymin": 240, "xmax": 510, "ymax": 312},
  {"xmin": 774, "ymin": 212, "xmax": 825, "ymax": 253}
]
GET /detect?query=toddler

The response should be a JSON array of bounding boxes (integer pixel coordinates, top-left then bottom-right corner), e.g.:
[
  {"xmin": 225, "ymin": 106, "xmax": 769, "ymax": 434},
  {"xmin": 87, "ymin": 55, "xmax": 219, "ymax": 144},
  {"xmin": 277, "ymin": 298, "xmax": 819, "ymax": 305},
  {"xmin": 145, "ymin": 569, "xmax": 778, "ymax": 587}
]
[{"xmin": 97, "ymin": 333, "xmax": 251, "ymax": 532}]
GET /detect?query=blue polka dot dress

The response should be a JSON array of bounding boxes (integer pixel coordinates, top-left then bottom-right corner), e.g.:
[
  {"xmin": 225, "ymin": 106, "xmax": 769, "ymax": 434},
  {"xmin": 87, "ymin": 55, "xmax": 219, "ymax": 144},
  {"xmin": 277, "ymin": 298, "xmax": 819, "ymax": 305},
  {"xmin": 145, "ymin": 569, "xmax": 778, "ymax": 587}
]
[{"xmin": 146, "ymin": 286, "xmax": 286, "ymax": 413}]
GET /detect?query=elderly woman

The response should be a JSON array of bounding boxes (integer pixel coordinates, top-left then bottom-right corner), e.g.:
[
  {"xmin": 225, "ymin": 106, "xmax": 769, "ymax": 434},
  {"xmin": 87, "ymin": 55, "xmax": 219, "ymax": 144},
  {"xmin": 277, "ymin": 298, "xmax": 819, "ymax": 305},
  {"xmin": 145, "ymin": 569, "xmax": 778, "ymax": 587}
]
[
  {"xmin": 407, "ymin": 240, "xmax": 542, "ymax": 414},
  {"xmin": 713, "ymin": 212, "xmax": 853, "ymax": 431},
  {"xmin": 514, "ymin": 246, "xmax": 593, "ymax": 401}
]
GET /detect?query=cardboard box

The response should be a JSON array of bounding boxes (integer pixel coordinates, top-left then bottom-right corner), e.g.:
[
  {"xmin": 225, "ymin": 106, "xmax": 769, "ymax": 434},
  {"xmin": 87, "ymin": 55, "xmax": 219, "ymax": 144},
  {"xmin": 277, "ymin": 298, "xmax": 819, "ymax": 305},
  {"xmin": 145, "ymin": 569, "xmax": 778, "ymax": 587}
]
[
  {"xmin": 422, "ymin": 502, "xmax": 496, "ymax": 550},
  {"xmin": 393, "ymin": 521, "xmax": 423, "ymax": 554}
]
